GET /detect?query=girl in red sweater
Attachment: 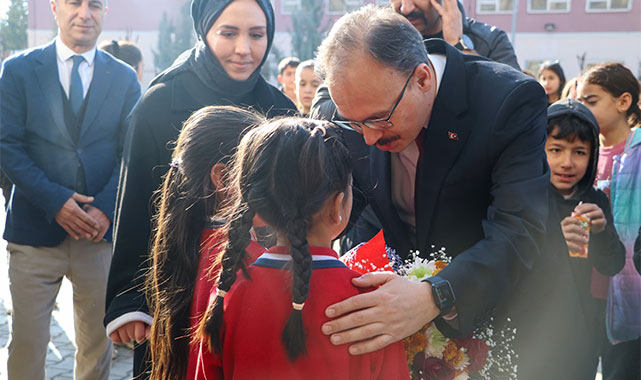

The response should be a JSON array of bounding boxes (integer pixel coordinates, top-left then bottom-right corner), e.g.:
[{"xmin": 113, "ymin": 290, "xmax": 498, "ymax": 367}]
[
  {"xmin": 196, "ymin": 118, "xmax": 409, "ymax": 379},
  {"xmin": 146, "ymin": 106, "xmax": 266, "ymax": 380}
]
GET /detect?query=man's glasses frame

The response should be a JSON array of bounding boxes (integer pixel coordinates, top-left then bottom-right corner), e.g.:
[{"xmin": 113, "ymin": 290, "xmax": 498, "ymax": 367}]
[{"xmin": 332, "ymin": 66, "xmax": 417, "ymax": 132}]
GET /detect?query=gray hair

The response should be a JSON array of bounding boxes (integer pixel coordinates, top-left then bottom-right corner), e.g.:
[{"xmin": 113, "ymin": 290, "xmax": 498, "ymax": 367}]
[{"xmin": 315, "ymin": 5, "xmax": 428, "ymax": 85}]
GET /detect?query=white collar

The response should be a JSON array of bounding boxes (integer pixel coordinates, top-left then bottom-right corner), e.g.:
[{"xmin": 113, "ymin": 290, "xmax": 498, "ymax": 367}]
[
  {"xmin": 257, "ymin": 253, "xmax": 340, "ymax": 262},
  {"xmin": 427, "ymin": 53, "xmax": 446, "ymax": 95},
  {"xmin": 55, "ymin": 36, "xmax": 96, "ymax": 66}
]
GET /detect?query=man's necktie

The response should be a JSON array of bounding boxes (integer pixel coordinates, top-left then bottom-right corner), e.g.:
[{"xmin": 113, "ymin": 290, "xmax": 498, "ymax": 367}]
[{"xmin": 69, "ymin": 55, "xmax": 84, "ymax": 115}]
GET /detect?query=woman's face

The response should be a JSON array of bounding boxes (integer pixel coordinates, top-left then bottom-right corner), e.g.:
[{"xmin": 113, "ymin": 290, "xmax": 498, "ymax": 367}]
[
  {"xmin": 539, "ymin": 69, "xmax": 561, "ymax": 97},
  {"xmin": 206, "ymin": 0, "xmax": 268, "ymax": 81}
]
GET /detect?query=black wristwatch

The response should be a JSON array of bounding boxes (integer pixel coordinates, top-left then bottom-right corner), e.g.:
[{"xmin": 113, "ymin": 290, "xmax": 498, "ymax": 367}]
[
  {"xmin": 454, "ymin": 34, "xmax": 474, "ymax": 51},
  {"xmin": 424, "ymin": 276, "xmax": 456, "ymax": 316}
]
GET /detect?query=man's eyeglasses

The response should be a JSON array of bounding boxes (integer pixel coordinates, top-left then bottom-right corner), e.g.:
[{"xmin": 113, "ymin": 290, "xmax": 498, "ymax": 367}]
[{"xmin": 332, "ymin": 67, "xmax": 416, "ymax": 132}]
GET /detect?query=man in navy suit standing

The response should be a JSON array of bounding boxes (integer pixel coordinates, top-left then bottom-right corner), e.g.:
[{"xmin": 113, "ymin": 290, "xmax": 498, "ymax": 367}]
[
  {"xmin": 314, "ymin": 6, "xmax": 549, "ymax": 357},
  {"xmin": 0, "ymin": 1, "xmax": 140, "ymax": 378}
]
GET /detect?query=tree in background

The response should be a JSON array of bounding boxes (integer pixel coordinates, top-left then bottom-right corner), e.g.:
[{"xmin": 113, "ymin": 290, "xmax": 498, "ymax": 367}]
[
  {"xmin": 290, "ymin": 0, "xmax": 327, "ymax": 61},
  {"xmin": 0, "ymin": 0, "xmax": 28, "ymax": 60},
  {"xmin": 153, "ymin": 0, "xmax": 195, "ymax": 73}
]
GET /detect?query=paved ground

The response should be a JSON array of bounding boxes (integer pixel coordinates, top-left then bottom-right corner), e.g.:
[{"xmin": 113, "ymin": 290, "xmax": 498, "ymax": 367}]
[{"xmin": 0, "ymin": 197, "xmax": 134, "ymax": 380}]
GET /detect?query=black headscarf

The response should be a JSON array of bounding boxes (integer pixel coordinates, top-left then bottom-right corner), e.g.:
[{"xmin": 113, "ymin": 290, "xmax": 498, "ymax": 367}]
[{"xmin": 151, "ymin": 0, "xmax": 275, "ymax": 102}]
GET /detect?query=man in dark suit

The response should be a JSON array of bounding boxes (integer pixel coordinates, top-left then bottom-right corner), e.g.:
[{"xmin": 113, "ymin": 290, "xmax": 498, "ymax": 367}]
[
  {"xmin": 313, "ymin": 6, "xmax": 549, "ymax": 355},
  {"xmin": 0, "ymin": 1, "xmax": 140, "ymax": 378}
]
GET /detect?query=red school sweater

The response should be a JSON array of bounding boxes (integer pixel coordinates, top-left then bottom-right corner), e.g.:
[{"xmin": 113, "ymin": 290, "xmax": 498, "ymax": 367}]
[
  {"xmin": 186, "ymin": 228, "xmax": 265, "ymax": 380},
  {"xmin": 195, "ymin": 246, "xmax": 410, "ymax": 380}
]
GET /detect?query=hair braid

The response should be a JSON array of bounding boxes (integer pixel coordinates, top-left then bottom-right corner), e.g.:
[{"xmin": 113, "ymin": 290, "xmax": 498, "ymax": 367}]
[
  {"xmin": 199, "ymin": 206, "xmax": 255, "ymax": 353},
  {"xmin": 281, "ymin": 216, "xmax": 312, "ymax": 359}
]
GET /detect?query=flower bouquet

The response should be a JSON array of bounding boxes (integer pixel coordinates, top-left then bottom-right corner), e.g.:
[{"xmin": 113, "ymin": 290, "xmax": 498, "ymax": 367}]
[{"xmin": 341, "ymin": 231, "xmax": 517, "ymax": 380}]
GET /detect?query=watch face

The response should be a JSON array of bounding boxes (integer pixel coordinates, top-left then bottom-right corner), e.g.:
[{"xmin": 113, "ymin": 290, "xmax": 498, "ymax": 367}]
[
  {"xmin": 434, "ymin": 282, "xmax": 454, "ymax": 306},
  {"xmin": 461, "ymin": 34, "xmax": 474, "ymax": 50}
]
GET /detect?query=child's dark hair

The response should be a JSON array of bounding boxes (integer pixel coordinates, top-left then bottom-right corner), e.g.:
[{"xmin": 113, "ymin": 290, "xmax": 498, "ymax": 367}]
[
  {"xmin": 98, "ymin": 39, "xmax": 143, "ymax": 71},
  {"xmin": 278, "ymin": 56, "xmax": 301, "ymax": 74},
  {"xmin": 146, "ymin": 105, "xmax": 264, "ymax": 380},
  {"xmin": 198, "ymin": 118, "xmax": 351, "ymax": 360},
  {"xmin": 547, "ymin": 114, "xmax": 594, "ymax": 143},
  {"xmin": 539, "ymin": 60, "xmax": 566, "ymax": 100},
  {"xmin": 581, "ymin": 62, "xmax": 641, "ymax": 127}
]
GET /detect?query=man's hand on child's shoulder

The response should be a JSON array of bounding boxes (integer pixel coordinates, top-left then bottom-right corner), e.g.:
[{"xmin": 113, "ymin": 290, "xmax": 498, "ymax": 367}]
[{"xmin": 573, "ymin": 202, "xmax": 606, "ymax": 234}]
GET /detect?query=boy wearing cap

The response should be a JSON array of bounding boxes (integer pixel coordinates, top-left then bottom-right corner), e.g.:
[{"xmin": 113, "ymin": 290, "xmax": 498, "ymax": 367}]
[{"xmin": 508, "ymin": 98, "xmax": 625, "ymax": 380}]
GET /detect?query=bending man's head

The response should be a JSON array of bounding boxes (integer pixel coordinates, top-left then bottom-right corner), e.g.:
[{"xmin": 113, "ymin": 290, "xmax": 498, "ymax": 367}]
[{"xmin": 316, "ymin": 5, "xmax": 436, "ymax": 153}]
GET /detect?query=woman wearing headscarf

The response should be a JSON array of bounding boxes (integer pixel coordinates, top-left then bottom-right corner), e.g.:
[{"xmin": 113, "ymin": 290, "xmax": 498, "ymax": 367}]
[{"xmin": 104, "ymin": 0, "xmax": 295, "ymax": 378}]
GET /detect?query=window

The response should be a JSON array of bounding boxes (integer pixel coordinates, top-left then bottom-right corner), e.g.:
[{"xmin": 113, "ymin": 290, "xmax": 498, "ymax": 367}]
[
  {"xmin": 586, "ymin": 0, "xmax": 630, "ymax": 11},
  {"xmin": 328, "ymin": 0, "xmax": 362, "ymax": 13},
  {"xmin": 478, "ymin": 0, "xmax": 514, "ymax": 13},
  {"xmin": 528, "ymin": 0, "xmax": 570, "ymax": 12},
  {"xmin": 281, "ymin": 0, "xmax": 301, "ymax": 14}
]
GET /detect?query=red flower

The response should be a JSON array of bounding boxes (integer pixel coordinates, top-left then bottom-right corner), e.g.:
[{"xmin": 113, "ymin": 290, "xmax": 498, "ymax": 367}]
[
  {"xmin": 412, "ymin": 355, "xmax": 456, "ymax": 380},
  {"xmin": 464, "ymin": 338, "xmax": 489, "ymax": 372},
  {"xmin": 451, "ymin": 336, "xmax": 472, "ymax": 347}
]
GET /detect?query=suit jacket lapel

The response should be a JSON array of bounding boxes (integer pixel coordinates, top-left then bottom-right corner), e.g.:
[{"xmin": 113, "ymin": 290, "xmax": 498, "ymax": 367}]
[
  {"xmin": 34, "ymin": 41, "xmax": 73, "ymax": 146},
  {"xmin": 415, "ymin": 40, "xmax": 472, "ymax": 251},
  {"xmin": 79, "ymin": 50, "xmax": 112, "ymax": 140}
]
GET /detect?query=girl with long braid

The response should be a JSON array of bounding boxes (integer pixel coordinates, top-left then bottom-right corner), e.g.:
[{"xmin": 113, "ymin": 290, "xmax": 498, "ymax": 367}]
[
  {"xmin": 196, "ymin": 118, "xmax": 409, "ymax": 379},
  {"xmin": 146, "ymin": 105, "xmax": 266, "ymax": 380}
]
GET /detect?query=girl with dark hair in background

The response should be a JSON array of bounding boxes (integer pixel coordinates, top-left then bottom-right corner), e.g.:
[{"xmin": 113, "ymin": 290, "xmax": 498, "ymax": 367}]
[
  {"xmin": 146, "ymin": 106, "xmax": 265, "ymax": 380},
  {"xmin": 539, "ymin": 60, "xmax": 566, "ymax": 105},
  {"xmin": 98, "ymin": 40, "xmax": 144, "ymax": 82},
  {"xmin": 577, "ymin": 62, "xmax": 641, "ymax": 380},
  {"xmin": 196, "ymin": 119, "xmax": 409, "ymax": 380},
  {"xmin": 104, "ymin": 0, "xmax": 296, "ymax": 377}
]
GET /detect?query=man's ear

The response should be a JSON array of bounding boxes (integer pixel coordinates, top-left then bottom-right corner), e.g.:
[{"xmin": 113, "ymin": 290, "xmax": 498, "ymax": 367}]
[
  {"xmin": 415, "ymin": 62, "xmax": 434, "ymax": 93},
  {"xmin": 210, "ymin": 163, "xmax": 227, "ymax": 191},
  {"xmin": 277, "ymin": 74, "xmax": 284, "ymax": 85}
]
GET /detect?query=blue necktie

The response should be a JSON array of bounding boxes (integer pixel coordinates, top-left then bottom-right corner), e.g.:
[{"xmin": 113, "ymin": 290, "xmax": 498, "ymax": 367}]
[{"xmin": 69, "ymin": 55, "xmax": 84, "ymax": 115}]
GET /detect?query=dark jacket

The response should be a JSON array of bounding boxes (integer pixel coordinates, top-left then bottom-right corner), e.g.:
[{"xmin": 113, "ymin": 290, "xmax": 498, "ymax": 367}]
[
  {"xmin": 0, "ymin": 41, "xmax": 141, "ymax": 246},
  {"xmin": 445, "ymin": 1, "xmax": 521, "ymax": 70},
  {"xmin": 318, "ymin": 39, "xmax": 549, "ymax": 338},
  {"xmin": 105, "ymin": 69, "xmax": 295, "ymax": 326},
  {"xmin": 507, "ymin": 99, "xmax": 626, "ymax": 380},
  {"xmin": 460, "ymin": 6, "xmax": 520, "ymax": 70}
]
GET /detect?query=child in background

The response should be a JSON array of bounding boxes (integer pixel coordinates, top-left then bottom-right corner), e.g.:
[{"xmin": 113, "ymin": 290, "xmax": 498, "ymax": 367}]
[
  {"xmin": 197, "ymin": 118, "xmax": 409, "ymax": 379},
  {"xmin": 98, "ymin": 40, "xmax": 144, "ymax": 83},
  {"xmin": 538, "ymin": 60, "xmax": 566, "ymax": 105},
  {"xmin": 277, "ymin": 56, "xmax": 301, "ymax": 104},
  {"xmin": 577, "ymin": 62, "xmax": 641, "ymax": 380},
  {"xmin": 294, "ymin": 60, "xmax": 322, "ymax": 116},
  {"xmin": 146, "ymin": 106, "xmax": 266, "ymax": 380},
  {"xmin": 509, "ymin": 98, "xmax": 625, "ymax": 380},
  {"xmin": 562, "ymin": 77, "xmax": 579, "ymax": 100}
]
